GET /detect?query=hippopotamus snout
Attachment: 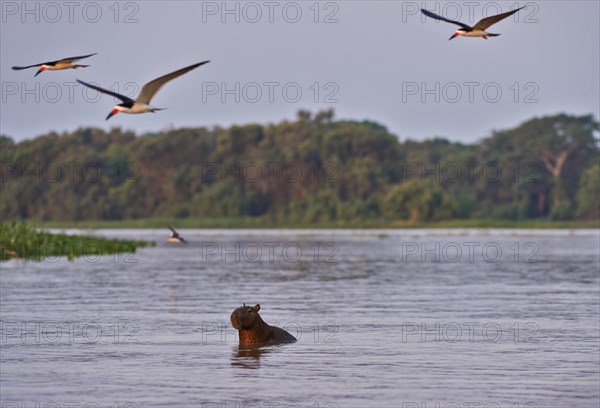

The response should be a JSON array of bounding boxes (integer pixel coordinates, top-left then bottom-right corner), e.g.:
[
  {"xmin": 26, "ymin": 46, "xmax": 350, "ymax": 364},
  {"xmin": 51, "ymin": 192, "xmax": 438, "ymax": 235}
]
[{"xmin": 231, "ymin": 313, "xmax": 240, "ymax": 329}]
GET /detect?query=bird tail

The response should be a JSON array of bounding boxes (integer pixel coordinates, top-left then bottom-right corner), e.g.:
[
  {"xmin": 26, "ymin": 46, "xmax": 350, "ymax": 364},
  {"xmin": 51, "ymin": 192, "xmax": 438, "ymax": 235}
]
[
  {"xmin": 73, "ymin": 64, "xmax": 90, "ymax": 69},
  {"xmin": 487, "ymin": 33, "xmax": 500, "ymax": 37}
]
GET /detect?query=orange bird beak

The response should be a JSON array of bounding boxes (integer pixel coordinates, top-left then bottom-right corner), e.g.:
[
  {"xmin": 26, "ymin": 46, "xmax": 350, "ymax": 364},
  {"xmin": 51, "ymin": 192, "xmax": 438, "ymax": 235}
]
[
  {"xmin": 106, "ymin": 108, "xmax": 119, "ymax": 121},
  {"xmin": 34, "ymin": 66, "xmax": 46, "ymax": 77}
]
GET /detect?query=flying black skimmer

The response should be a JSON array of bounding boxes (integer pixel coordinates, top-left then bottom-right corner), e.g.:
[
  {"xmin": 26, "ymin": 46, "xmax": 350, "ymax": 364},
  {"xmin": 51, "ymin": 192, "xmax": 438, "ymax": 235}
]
[
  {"xmin": 167, "ymin": 226, "xmax": 187, "ymax": 244},
  {"xmin": 76, "ymin": 61, "xmax": 209, "ymax": 120},
  {"xmin": 421, "ymin": 7, "xmax": 524, "ymax": 40},
  {"xmin": 12, "ymin": 53, "xmax": 97, "ymax": 77}
]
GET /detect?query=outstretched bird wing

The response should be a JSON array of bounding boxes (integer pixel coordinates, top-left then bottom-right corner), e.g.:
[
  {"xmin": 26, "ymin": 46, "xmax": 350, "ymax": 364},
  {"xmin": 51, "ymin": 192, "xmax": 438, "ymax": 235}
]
[
  {"xmin": 76, "ymin": 80, "xmax": 135, "ymax": 104},
  {"xmin": 168, "ymin": 226, "xmax": 187, "ymax": 243},
  {"xmin": 421, "ymin": 9, "xmax": 471, "ymax": 30},
  {"xmin": 57, "ymin": 53, "xmax": 98, "ymax": 64},
  {"xmin": 12, "ymin": 63, "xmax": 44, "ymax": 70},
  {"xmin": 473, "ymin": 7, "xmax": 524, "ymax": 30},
  {"xmin": 136, "ymin": 61, "xmax": 210, "ymax": 105},
  {"xmin": 12, "ymin": 53, "xmax": 97, "ymax": 70}
]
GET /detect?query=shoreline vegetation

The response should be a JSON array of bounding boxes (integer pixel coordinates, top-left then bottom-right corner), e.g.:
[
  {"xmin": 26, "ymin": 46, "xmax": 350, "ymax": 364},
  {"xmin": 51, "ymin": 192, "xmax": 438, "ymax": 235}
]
[
  {"xmin": 2, "ymin": 112, "xmax": 598, "ymax": 226},
  {"xmin": 0, "ymin": 221, "xmax": 155, "ymax": 261},
  {"xmin": 28, "ymin": 217, "xmax": 599, "ymax": 230}
]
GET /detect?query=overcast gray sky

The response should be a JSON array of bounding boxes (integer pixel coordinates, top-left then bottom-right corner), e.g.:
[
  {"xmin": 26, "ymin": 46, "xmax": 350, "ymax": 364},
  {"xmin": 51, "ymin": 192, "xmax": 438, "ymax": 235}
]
[{"xmin": 1, "ymin": 0, "xmax": 599, "ymax": 143}]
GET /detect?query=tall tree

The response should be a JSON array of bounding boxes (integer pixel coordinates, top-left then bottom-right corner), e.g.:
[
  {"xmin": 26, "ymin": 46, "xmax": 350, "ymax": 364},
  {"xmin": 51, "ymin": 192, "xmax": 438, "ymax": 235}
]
[
  {"xmin": 527, "ymin": 115, "xmax": 598, "ymax": 218},
  {"xmin": 484, "ymin": 114, "xmax": 598, "ymax": 219}
]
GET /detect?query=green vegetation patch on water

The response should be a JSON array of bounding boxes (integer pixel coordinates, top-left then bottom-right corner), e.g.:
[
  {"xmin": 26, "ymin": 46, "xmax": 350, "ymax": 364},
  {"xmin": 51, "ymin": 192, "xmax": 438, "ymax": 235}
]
[{"xmin": 0, "ymin": 221, "xmax": 155, "ymax": 261}]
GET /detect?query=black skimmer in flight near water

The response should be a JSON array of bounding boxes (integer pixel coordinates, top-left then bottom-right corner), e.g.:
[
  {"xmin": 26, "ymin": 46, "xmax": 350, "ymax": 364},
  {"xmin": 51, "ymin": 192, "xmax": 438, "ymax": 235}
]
[
  {"xmin": 421, "ymin": 7, "xmax": 524, "ymax": 40},
  {"xmin": 77, "ymin": 61, "xmax": 209, "ymax": 120},
  {"xmin": 12, "ymin": 53, "xmax": 97, "ymax": 77},
  {"xmin": 167, "ymin": 226, "xmax": 187, "ymax": 244}
]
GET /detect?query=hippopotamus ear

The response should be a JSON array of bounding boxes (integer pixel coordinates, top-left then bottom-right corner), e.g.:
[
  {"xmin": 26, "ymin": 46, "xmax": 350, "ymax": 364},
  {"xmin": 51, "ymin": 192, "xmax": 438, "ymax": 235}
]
[{"xmin": 254, "ymin": 304, "xmax": 260, "ymax": 312}]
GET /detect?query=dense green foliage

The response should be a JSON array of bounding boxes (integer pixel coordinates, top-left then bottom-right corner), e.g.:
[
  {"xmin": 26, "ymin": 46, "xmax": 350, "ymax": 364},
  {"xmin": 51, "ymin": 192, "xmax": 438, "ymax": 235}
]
[
  {"xmin": 0, "ymin": 221, "xmax": 154, "ymax": 261},
  {"xmin": 1, "ymin": 110, "xmax": 598, "ymax": 225},
  {"xmin": 576, "ymin": 163, "xmax": 600, "ymax": 220}
]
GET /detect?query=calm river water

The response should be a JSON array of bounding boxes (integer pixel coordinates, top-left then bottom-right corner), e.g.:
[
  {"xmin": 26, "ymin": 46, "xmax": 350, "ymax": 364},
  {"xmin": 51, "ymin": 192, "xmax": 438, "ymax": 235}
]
[{"xmin": 1, "ymin": 229, "xmax": 599, "ymax": 408}]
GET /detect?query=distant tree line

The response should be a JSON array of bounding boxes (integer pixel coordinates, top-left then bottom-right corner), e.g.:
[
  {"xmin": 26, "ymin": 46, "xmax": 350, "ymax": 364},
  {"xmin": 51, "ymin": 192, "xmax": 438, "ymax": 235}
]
[{"xmin": 1, "ymin": 110, "xmax": 598, "ymax": 223}]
